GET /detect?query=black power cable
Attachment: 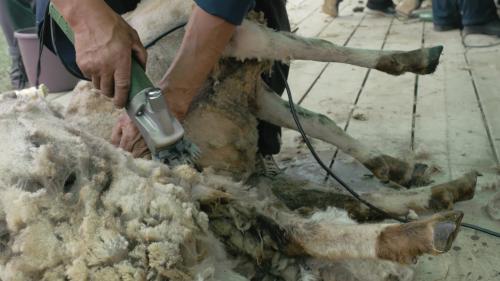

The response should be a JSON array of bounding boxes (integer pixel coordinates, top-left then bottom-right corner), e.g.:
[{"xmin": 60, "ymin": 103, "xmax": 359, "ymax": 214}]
[
  {"xmin": 35, "ymin": 2, "xmax": 51, "ymax": 87},
  {"xmin": 144, "ymin": 23, "xmax": 187, "ymax": 49},
  {"xmin": 276, "ymin": 67, "xmax": 500, "ymax": 239},
  {"xmin": 461, "ymin": 222, "xmax": 500, "ymax": 237}
]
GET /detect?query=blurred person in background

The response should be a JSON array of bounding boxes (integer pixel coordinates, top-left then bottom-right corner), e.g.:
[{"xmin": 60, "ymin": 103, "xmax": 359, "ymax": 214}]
[
  {"xmin": 433, "ymin": 0, "xmax": 500, "ymax": 36},
  {"xmin": 323, "ymin": 0, "xmax": 396, "ymax": 18},
  {"xmin": 0, "ymin": 0, "xmax": 35, "ymax": 89},
  {"xmin": 366, "ymin": 0, "xmax": 397, "ymax": 15}
]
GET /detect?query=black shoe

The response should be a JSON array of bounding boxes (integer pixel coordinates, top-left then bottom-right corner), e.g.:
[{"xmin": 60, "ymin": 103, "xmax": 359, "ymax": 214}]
[
  {"xmin": 257, "ymin": 154, "xmax": 282, "ymax": 177},
  {"xmin": 10, "ymin": 55, "xmax": 29, "ymax": 90},
  {"xmin": 463, "ymin": 19, "xmax": 500, "ymax": 37},
  {"xmin": 366, "ymin": 5, "xmax": 396, "ymax": 17},
  {"xmin": 433, "ymin": 24, "xmax": 460, "ymax": 32}
]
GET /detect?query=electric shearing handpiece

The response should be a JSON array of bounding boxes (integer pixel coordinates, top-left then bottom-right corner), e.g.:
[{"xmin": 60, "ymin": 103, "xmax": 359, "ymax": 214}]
[{"xmin": 48, "ymin": 4, "xmax": 200, "ymax": 165}]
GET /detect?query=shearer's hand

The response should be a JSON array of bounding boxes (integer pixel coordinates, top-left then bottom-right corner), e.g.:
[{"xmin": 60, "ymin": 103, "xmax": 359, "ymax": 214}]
[
  {"xmin": 52, "ymin": 0, "xmax": 147, "ymax": 108},
  {"xmin": 111, "ymin": 113, "xmax": 149, "ymax": 157}
]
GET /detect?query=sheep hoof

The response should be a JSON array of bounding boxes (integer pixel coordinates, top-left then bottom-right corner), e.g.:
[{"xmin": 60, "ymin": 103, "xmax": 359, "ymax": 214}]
[
  {"xmin": 431, "ymin": 211, "xmax": 463, "ymax": 253},
  {"xmin": 363, "ymin": 155, "xmax": 431, "ymax": 187},
  {"xmin": 424, "ymin": 45, "xmax": 444, "ymax": 75},
  {"xmin": 375, "ymin": 45, "xmax": 444, "ymax": 76}
]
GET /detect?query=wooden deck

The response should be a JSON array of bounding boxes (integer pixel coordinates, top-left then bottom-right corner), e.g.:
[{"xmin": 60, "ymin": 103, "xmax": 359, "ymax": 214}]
[
  {"xmin": 282, "ymin": 0, "xmax": 500, "ymax": 280},
  {"xmin": 42, "ymin": 1, "xmax": 500, "ymax": 279}
]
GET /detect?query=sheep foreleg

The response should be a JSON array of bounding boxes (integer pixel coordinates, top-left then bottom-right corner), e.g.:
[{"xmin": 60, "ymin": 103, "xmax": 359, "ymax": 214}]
[{"xmin": 254, "ymin": 84, "xmax": 428, "ymax": 186}]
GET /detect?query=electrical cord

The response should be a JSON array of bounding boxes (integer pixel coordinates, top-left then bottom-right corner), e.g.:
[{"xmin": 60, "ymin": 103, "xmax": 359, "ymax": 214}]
[
  {"xmin": 276, "ymin": 67, "xmax": 500, "ymax": 239},
  {"xmin": 461, "ymin": 222, "xmax": 500, "ymax": 237},
  {"xmin": 144, "ymin": 23, "xmax": 187, "ymax": 49},
  {"xmin": 461, "ymin": 33, "xmax": 500, "ymax": 49},
  {"xmin": 35, "ymin": 2, "xmax": 51, "ymax": 87}
]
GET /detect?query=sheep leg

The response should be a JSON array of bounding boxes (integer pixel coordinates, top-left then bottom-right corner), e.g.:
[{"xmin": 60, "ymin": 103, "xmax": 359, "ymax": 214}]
[
  {"xmin": 265, "ymin": 207, "xmax": 461, "ymax": 265},
  {"xmin": 266, "ymin": 171, "xmax": 478, "ymax": 221},
  {"xmin": 199, "ymin": 190, "xmax": 463, "ymax": 266},
  {"xmin": 225, "ymin": 20, "xmax": 443, "ymax": 76},
  {"xmin": 276, "ymin": 210, "xmax": 463, "ymax": 264},
  {"xmin": 124, "ymin": 0, "xmax": 442, "ymax": 76},
  {"xmin": 254, "ymin": 84, "xmax": 429, "ymax": 186}
]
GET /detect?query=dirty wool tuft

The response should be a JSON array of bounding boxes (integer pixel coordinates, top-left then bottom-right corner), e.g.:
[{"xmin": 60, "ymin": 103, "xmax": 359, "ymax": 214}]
[{"xmin": 0, "ymin": 90, "xmax": 238, "ymax": 281}]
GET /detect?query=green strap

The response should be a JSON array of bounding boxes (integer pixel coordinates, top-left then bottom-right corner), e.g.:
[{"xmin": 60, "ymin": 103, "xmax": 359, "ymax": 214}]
[{"xmin": 48, "ymin": 3, "xmax": 154, "ymax": 103}]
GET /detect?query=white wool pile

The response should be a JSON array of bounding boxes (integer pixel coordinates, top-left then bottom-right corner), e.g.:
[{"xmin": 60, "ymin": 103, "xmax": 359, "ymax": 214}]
[
  {"xmin": 64, "ymin": 82, "xmax": 123, "ymax": 142},
  {"xmin": 0, "ymin": 92, "xmax": 241, "ymax": 281}
]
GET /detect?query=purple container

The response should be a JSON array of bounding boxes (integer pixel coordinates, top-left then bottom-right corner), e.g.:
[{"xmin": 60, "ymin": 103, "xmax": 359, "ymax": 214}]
[{"xmin": 14, "ymin": 27, "xmax": 79, "ymax": 92}]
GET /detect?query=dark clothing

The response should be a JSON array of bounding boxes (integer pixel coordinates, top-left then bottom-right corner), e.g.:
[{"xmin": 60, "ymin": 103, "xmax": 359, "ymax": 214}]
[
  {"xmin": 366, "ymin": 0, "xmax": 394, "ymax": 10},
  {"xmin": 0, "ymin": 0, "xmax": 36, "ymax": 89},
  {"xmin": 254, "ymin": 0, "xmax": 290, "ymax": 155},
  {"xmin": 36, "ymin": 0, "xmax": 139, "ymax": 26},
  {"xmin": 432, "ymin": 0, "xmax": 498, "ymax": 27},
  {"xmin": 195, "ymin": 0, "xmax": 255, "ymax": 25}
]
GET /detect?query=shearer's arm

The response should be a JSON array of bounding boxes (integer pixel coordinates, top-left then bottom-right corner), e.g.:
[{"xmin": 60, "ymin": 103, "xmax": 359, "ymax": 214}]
[
  {"xmin": 158, "ymin": 0, "xmax": 255, "ymax": 120},
  {"xmin": 157, "ymin": 5, "xmax": 236, "ymax": 120}
]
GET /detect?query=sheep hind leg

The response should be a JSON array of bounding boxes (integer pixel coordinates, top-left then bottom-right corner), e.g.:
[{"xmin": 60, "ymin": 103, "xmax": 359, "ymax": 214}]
[
  {"xmin": 225, "ymin": 20, "xmax": 443, "ymax": 76},
  {"xmin": 254, "ymin": 84, "xmax": 430, "ymax": 187},
  {"xmin": 275, "ymin": 209, "xmax": 464, "ymax": 264},
  {"xmin": 198, "ymin": 186, "xmax": 463, "ymax": 267},
  {"xmin": 262, "ymin": 171, "xmax": 478, "ymax": 222},
  {"xmin": 123, "ymin": 0, "xmax": 442, "ymax": 76},
  {"xmin": 124, "ymin": 1, "xmax": 442, "ymax": 76}
]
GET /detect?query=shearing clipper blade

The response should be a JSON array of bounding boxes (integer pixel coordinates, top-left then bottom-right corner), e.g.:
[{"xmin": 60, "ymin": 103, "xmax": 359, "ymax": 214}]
[
  {"xmin": 156, "ymin": 138, "xmax": 201, "ymax": 166},
  {"xmin": 127, "ymin": 87, "xmax": 201, "ymax": 166}
]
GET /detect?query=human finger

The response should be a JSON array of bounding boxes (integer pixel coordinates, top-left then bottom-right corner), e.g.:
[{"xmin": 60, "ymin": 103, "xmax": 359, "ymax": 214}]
[
  {"xmin": 119, "ymin": 125, "xmax": 142, "ymax": 152},
  {"xmin": 113, "ymin": 56, "xmax": 132, "ymax": 108},
  {"xmin": 100, "ymin": 74, "xmax": 114, "ymax": 98},
  {"xmin": 111, "ymin": 121, "xmax": 123, "ymax": 147},
  {"xmin": 92, "ymin": 75, "xmax": 101, "ymax": 90}
]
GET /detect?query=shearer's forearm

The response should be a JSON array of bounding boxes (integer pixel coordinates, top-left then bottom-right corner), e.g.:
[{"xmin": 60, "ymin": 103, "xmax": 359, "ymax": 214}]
[
  {"xmin": 159, "ymin": 4, "xmax": 236, "ymax": 119},
  {"xmin": 51, "ymin": 0, "xmax": 114, "ymax": 32}
]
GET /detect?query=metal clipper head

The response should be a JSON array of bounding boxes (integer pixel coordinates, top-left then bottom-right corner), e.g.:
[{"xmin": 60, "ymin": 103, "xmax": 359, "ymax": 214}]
[
  {"xmin": 128, "ymin": 88, "xmax": 201, "ymax": 166},
  {"xmin": 156, "ymin": 139, "xmax": 201, "ymax": 166}
]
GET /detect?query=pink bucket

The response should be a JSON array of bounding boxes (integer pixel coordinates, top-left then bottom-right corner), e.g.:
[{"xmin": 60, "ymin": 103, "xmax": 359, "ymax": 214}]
[{"xmin": 14, "ymin": 27, "xmax": 79, "ymax": 92}]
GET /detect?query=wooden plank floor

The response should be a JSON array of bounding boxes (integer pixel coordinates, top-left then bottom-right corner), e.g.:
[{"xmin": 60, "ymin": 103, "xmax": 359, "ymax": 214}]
[{"xmin": 283, "ymin": 0, "xmax": 500, "ymax": 280}]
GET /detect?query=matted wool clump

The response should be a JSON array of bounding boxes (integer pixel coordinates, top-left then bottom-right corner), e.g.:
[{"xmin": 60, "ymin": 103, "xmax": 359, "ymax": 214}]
[{"xmin": 0, "ymin": 90, "xmax": 241, "ymax": 281}]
